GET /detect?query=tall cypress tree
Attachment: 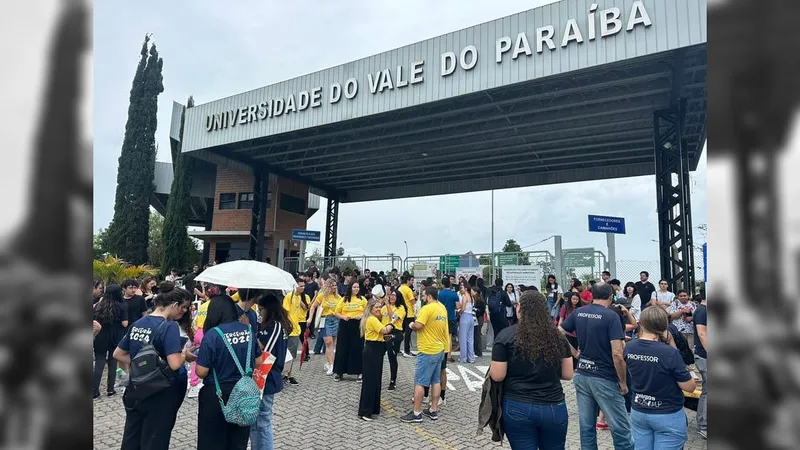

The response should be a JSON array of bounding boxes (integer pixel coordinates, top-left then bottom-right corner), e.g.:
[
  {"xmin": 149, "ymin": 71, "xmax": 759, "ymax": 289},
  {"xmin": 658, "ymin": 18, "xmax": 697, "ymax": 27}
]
[
  {"xmin": 162, "ymin": 96, "xmax": 196, "ymax": 272},
  {"xmin": 107, "ymin": 35, "xmax": 164, "ymax": 265}
]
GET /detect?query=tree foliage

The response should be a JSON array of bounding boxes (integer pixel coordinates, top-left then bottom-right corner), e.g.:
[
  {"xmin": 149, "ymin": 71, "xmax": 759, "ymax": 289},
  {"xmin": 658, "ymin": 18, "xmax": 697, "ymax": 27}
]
[
  {"xmin": 162, "ymin": 96, "xmax": 195, "ymax": 272},
  {"xmin": 107, "ymin": 35, "xmax": 164, "ymax": 265},
  {"xmin": 93, "ymin": 228, "xmax": 111, "ymax": 260},
  {"xmin": 305, "ymin": 248, "xmax": 323, "ymax": 268},
  {"xmin": 501, "ymin": 239, "xmax": 530, "ymax": 265},
  {"xmin": 148, "ymin": 211, "xmax": 202, "ymax": 274}
]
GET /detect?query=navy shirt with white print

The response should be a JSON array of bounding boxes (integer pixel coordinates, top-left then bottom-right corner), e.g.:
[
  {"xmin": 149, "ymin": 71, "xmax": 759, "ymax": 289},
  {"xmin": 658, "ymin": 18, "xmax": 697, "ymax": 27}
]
[
  {"xmin": 197, "ymin": 321, "xmax": 258, "ymax": 385},
  {"xmin": 624, "ymin": 339, "xmax": 692, "ymax": 414},
  {"xmin": 561, "ymin": 303, "xmax": 625, "ymax": 382},
  {"xmin": 257, "ymin": 320, "xmax": 288, "ymax": 395},
  {"xmin": 117, "ymin": 315, "xmax": 187, "ymax": 382},
  {"xmin": 236, "ymin": 304, "xmax": 259, "ymax": 341}
]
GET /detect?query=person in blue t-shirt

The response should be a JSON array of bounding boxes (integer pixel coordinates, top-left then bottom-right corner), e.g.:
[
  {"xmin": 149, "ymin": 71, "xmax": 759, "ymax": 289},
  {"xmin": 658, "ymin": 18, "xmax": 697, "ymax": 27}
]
[
  {"xmin": 625, "ymin": 306, "xmax": 696, "ymax": 450},
  {"xmin": 114, "ymin": 283, "xmax": 196, "ymax": 450},
  {"xmin": 560, "ymin": 283, "xmax": 634, "ymax": 450},
  {"xmin": 195, "ymin": 295, "xmax": 263, "ymax": 450},
  {"xmin": 250, "ymin": 293, "xmax": 291, "ymax": 450},
  {"xmin": 438, "ymin": 278, "xmax": 459, "ymax": 359}
]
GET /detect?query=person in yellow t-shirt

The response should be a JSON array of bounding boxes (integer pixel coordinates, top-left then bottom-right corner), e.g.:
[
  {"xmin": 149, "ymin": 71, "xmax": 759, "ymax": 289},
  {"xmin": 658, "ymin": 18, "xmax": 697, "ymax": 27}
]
[
  {"xmin": 358, "ymin": 295, "xmax": 393, "ymax": 421},
  {"xmin": 381, "ymin": 287, "xmax": 407, "ymax": 390},
  {"xmin": 398, "ymin": 275, "xmax": 417, "ymax": 357},
  {"xmin": 401, "ymin": 286, "xmax": 449, "ymax": 423},
  {"xmin": 332, "ymin": 281, "xmax": 368, "ymax": 381},
  {"xmin": 309, "ymin": 278, "xmax": 341, "ymax": 374},
  {"xmin": 282, "ymin": 280, "xmax": 309, "ymax": 385}
]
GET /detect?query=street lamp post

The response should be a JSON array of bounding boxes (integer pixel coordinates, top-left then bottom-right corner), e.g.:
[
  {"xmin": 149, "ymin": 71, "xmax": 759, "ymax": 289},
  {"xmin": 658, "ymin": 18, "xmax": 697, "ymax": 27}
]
[{"xmin": 403, "ymin": 240, "xmax": 408, "ymax": 260}]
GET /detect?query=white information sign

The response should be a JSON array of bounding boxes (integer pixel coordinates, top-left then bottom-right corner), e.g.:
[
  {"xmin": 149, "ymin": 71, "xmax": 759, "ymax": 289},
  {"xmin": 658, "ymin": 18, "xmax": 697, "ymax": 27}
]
[
  {"xmin": 502, "ymin": 265, "xmax": 543, "ymax": 288},
  {"xmin": 455, "ymin": 266, "xmax": 484, "ymax": 281}
]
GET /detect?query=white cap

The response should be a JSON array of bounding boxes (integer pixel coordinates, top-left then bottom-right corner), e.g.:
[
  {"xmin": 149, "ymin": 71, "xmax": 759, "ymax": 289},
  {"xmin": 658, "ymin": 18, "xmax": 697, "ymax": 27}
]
[{"xmin": 371, "ymin": 284, "xmax": 386, "ymax": 299}]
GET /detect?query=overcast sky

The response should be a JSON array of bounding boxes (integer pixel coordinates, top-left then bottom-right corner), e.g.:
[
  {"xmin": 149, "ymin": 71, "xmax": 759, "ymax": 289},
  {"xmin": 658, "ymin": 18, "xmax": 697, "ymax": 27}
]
[{"xmin": 92, "ymin": 0, "xmax": 711, "ymax": 275}]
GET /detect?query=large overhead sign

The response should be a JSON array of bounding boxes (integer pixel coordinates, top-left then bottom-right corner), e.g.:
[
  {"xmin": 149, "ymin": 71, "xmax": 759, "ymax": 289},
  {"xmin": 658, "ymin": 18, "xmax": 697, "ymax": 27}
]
[{"xmin": 204, "ymin": 1, "xmax": 653, "ymax": 132}]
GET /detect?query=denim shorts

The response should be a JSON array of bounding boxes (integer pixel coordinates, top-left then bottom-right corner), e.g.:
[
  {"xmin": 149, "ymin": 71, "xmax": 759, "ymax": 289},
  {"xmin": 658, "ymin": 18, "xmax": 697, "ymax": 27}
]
[
  {"xmin": 414, "ymin": 352, "xmax": 445, "ymax": 387},
  {"xmin": 323, "ymin": 316, "xmax": 339, "ymax": 337}
]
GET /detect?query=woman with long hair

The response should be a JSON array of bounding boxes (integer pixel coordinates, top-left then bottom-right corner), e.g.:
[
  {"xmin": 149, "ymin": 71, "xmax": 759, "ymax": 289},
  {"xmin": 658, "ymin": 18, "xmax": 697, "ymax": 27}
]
[
  {"xmin": 545, "ymin": 274, "xmax": 563, "ymax": 319},
  {"xmin": 140, "ymin": 276, "xmax": 157, "ymax": 310},
  {"xmin": 558, "ymin": 292, "xmax": 582, "ymax": 368},
  {"xmin": 490, "ymin": 291, "xmax": 574, "ymax": 449},
  {"xmin": 113, "ymin": 283, "xmax": 195, "ymax": 450},
  {"xmin": 92, "ymin": 279, "xmax": 104, "ymax": 305},
  {"xmin": 250, "ymin": 293, "xmax": 291, "ymax": 450},
  {"xmin": 382, "ymin": 286, "xmax": 406, "ymax": 390},
  {"xmin": 333, "ymin": 281, "xmax": 368, "ymax": 382},
  {"xmin": 457, "ymin": 284, "xmax": 476, "ymax": 363},
  {"xmin": 625, "ymin": 307, "xmax": 696, "ymax": 450},
  {"xmin": 92, "ymin": 284, "xmax": 129, "ymax": 399},
  {"xmin": 314, "ymin": 278, "xmax": 341, "ymax": 376},
  {"xmin": 195, "ymin": 295, "xmax": 263, "ymax": 450},
  {"xmin": 358, "ymin": 294, "xmax": 393, "ymax": 421},
  {"xmin": 504, "ymin": 283, "xmax": 518, "ymax": 325},
  {"xmin": 623, "ymin": 282, "xmax": 642, "ymax": 323},
  {"xmin": 471, "ymin": 286, "xmax": 486, "ymax": 358},
  {"xmin": 174, "ymin": 286, "xmax": 196, "ymax": 351}
]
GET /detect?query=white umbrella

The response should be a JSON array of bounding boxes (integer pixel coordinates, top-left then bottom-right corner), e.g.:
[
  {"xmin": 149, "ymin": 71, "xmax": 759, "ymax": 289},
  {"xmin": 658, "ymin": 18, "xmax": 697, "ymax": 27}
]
[{"xmin": 193, "ymin": 260, "xmax": 297, "ymax": 291}]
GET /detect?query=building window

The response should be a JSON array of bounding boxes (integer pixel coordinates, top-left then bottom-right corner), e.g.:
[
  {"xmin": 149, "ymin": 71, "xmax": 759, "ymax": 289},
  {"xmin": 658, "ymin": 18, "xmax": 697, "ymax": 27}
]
[
  {"xmin": 238, "ymin": 192, "xmax": 254, "ymax": 210},
  {"xmin": 280, "ymin": 193, "xmax": 306, "ymax": 215},
  {"xmin": 219, "ymin": 193, "xmax": 236, "ymax": 210}
]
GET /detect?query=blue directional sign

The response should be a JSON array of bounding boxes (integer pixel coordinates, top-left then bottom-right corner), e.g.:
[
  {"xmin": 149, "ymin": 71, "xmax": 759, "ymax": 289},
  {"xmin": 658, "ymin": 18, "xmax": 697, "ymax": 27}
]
[
  {"xmin": 292, "ymin": 229, "xmax": 321, "ymax": 242},
  {"xmin": 703, "ymin": 243, "xmax": 707, "ymax": 282},
  {"xmin": 588, "ymin": 215, "xmax": 626, "ymax": 234}
]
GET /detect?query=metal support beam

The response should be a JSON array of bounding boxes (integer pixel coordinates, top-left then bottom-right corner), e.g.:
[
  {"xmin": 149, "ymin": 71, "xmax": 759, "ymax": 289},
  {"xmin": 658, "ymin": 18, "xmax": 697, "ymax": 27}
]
[
  {"xmin": 249, "ymin": 172, "xmax": 269, "ymax": 261},
  {"xmin": 202, "ymin": 198, "xmax": 213, "ymax": 266},
  {"xmin": 653, "ymin": 99, "xmax": 694, "ymax": 292},
  {"xmin": 323, "ymin": 198, "xmax": 339, "ymax": 268}
]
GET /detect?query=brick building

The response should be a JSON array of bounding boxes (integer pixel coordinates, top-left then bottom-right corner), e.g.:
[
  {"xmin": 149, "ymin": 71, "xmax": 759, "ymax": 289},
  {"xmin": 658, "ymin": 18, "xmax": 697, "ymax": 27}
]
[{"xmin": 151, "ymin": 160, "xmax": 320, "ymax": 266}]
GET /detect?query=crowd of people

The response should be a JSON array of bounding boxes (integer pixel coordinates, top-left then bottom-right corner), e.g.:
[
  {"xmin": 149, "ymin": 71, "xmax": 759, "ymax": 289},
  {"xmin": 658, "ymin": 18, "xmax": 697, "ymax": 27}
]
[{"xmin": 92, "ymin": 262, "xmax": 707, "ymax": 450}]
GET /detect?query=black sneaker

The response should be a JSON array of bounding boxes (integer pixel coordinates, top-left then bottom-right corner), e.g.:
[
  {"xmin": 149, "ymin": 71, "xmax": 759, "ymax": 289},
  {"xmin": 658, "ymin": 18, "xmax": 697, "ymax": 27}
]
[
  {"xmin": 359, "ymin": 415, "xmax": 373, "ymax": 422},
  {"xmin": 92, "ymin": 392, "xmax": 101, "ymax": 400},
  {"xmin": 106, "ymin": 390, "xmax": 117, "ymax": 397},
  {"xmin": 388, "ymin": 381, "xmax": 396, "ymax": 391},
  {"xmin": 423, "ymin": 408, "xmax": 439, "ymax": 421},
  {"xmin": 288, "ymin": 377, "xmax": 299, "ymax": 385},
  {"xmin": 334, "ymin": 374, "xmax": 342, "ymax": 382},
  {"xmin": 400, "ymin": 411, "xmax": 423, "ymax": 423}
]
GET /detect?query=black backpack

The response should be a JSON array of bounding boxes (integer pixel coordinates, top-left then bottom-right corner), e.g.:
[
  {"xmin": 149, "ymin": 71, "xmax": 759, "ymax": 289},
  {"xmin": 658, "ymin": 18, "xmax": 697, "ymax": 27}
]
[
  {"xmin": 668, "ymin": 324, "xmax": 695, "ymax": 366},
  {"xmin": 487, "ymin": 289, "xmax": 504, "ymax": 316},
  {"xmin": 126, "ymin": 320, "xmax": 175, "ymax": 401}
]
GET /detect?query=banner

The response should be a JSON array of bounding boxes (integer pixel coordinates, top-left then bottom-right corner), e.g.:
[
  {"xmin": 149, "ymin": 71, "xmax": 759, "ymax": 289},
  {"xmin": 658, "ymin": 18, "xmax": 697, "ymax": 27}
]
[
  {"xmin": 455, "ymin": 266, "xmax": 484, "ymax": 281},
  {"xmin": 412, "ymin": 263, "xmax": 438, "ymax": 289},
  {"xmin": 502, "ymin": 265, "xmax": 542, "ymax": 288}
]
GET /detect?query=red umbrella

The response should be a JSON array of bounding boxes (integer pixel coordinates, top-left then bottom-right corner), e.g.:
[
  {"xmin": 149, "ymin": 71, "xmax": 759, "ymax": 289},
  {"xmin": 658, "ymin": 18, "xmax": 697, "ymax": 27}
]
[{"xmin": 298, "ymin": 326, "xmax": 312, "ymax": 369}]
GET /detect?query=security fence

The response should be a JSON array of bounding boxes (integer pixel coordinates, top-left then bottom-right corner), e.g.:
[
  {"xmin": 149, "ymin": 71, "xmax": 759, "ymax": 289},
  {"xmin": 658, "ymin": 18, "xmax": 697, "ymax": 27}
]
[{"xmin": 281, "ymin": 253, "xmax": 660, "ymax": 290}]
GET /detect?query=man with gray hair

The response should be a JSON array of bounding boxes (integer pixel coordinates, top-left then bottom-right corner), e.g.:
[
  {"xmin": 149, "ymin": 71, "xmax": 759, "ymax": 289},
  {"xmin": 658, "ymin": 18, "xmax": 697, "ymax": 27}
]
[{"xmin": 560, "ymin": 283, "xmax": 634, "ymax": 450}]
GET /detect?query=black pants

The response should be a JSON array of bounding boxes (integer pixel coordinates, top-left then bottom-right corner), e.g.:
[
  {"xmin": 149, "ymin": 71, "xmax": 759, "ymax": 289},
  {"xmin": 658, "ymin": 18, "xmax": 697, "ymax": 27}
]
[
  {"xmin": 197, "ymin": 383, "xmax": 251, "ymax": 450},
  {"xmin": 402, "ymin": 317, "xmax": 415, "ymax": 354},
  {"xmin": 333, "ymin": 319, "xmax": 364, "ymax": 376},
  {"xmin": 386, "ymin": 330, "xmax": 403, "ymax": 383},
  {"xmin": 93, "ymin": 348, "xmax": 117, "ymax": 395},
  {"xmin": 358, "ymin": 341, "xmax": 386, "ymax": 417},
  {"xmin": 474, "ymin": 315, "xmax": 484, "ymax": 357},
  {"xmin": 489, "ymin": 314, "xmax": 508, "ymax": 340},
  {"xmin": 566, "ymin": 334, "xmax": 579, "ymax": 370},
  {"xmin": 121, "ymin": 380, "xmax": 186, "ymax": 450}
]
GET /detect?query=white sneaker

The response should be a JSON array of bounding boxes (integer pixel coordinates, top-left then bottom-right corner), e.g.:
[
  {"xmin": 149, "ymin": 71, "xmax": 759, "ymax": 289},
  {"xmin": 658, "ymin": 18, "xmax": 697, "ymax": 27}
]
[
  {"xmin": 187, "ymin": 386, "xmax": 200, "ymax": 398},
  {"xmin": 326, "ymin": 367, "xmax": 334, "ymax": 376},
  {"xmin": 439, "ymin": 398, "xmax": 446, "ymax": 406}
]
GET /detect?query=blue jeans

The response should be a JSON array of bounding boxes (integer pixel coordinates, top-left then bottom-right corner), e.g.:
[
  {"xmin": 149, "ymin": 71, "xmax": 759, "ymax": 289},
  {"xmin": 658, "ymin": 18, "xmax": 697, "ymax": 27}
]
[
  {"xmin": 573, "ymin": 374, "xmax": 634, "ymax": 450},
  {"xmin": 502, "ymin": 398, "xmax": 568, "ymax": 450},
  {"xmin": 458, "ymin": 313, "xmax": 475, "ymax": 362},
  {"xmin": 631, "ymin": 409, "xmax": 688, "ymax": 450},
  {"xmin": 249, "ymin": 394, "xmax": 275, "ymax": 450},
  {"xmin": 414, "ymin": 352, "xmax": 444, "ymax": 387},
  {"xmin": 314, "ymin": 326, "xmax": 326, "ymax": 354}
]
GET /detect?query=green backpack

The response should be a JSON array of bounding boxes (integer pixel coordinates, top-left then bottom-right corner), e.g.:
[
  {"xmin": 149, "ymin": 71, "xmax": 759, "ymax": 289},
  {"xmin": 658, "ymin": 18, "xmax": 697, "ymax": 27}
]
[{"xmin": 212, "ymin": 326, "xmax": 261, "ymax": 427}]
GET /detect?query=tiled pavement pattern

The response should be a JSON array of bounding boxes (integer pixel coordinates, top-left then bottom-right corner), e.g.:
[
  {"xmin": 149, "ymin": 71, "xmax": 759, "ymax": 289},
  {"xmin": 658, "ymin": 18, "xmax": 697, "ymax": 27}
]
[{"xmin": 94, "ymin": 342, "xmax": 708, "ymax": 449}]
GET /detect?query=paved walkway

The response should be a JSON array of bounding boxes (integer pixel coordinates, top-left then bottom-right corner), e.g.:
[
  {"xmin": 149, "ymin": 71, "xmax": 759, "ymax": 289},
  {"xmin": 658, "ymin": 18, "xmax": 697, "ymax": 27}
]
[{"xmin": 93, "ymin": 342, "xmax": 707, "ymax": 449}]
